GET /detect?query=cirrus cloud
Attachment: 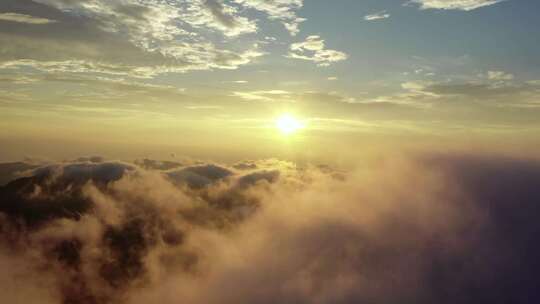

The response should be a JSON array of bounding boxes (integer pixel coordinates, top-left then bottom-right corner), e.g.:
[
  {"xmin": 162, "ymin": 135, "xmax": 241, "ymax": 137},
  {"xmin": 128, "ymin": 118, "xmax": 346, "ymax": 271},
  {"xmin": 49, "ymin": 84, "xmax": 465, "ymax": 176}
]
[
  {"xmin": 408, "ymin": 0, "xmax": 506, "ymax": 11},
  {"xmin": 287, "ymin": 35, "xmax": 348, "ymax": 67},
  {"xmin": 364, "ymin": 11, "xmax": 391, "ymax": 21},
  {"xmin": 0, "ymin": 12, "xmax": 57, "ymax": 24},
  {"xmin": 233, "ymin": 0, "xmax": 305, "ymax": 35},
  {"xmin": 0, "ymin": 0, "xmax": 288, "ymax": 78}
]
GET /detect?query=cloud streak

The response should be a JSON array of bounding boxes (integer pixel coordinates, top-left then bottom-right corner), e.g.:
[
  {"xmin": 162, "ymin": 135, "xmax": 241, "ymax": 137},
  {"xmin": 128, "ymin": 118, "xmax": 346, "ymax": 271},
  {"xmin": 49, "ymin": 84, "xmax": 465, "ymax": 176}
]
[
  {"xmin": 0, "ymin": 12, "xmax": 57, "ymax": 24},
  {"xmin": 364, "ymin": 11, "xmax": 391, "ymax": 21},
  {"xmin": 409, "ymin": 0, "xmax": 505, "ymax": 11}
]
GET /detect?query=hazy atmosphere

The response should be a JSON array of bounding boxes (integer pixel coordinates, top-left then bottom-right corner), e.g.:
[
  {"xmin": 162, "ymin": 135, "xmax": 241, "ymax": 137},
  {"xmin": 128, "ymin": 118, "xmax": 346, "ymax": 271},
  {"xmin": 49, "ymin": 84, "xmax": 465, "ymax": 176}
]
[{"xmin": 1, "ymin": 1, "xmax": 540, "ymax": 303}]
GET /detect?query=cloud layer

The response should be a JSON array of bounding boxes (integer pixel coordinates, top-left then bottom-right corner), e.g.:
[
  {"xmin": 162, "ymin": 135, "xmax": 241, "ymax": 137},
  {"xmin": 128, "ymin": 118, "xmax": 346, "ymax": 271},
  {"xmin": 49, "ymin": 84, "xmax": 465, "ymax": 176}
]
[
  {"xmin": 1, "ymin": 153, "xmax": 540, "ymax": 303},
  {"xmin": 0, "ymin": 0, "xmax": 309, "ymax": 77}
]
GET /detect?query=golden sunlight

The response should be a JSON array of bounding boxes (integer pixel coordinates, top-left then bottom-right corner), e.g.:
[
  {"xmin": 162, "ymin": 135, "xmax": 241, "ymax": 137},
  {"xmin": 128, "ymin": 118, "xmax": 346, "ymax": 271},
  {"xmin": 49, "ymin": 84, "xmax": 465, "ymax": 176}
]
[{"xmin": 276, "ymin": 114, "xmax": 304, "ymax": 135}]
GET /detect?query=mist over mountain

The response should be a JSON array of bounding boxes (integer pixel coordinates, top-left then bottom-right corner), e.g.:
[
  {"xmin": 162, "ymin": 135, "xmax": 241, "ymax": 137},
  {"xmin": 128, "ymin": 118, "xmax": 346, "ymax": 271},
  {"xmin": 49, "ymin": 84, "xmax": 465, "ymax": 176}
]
[{"xmin": 1, "ymin": 153, "xmax": 539, "ymax": 304}]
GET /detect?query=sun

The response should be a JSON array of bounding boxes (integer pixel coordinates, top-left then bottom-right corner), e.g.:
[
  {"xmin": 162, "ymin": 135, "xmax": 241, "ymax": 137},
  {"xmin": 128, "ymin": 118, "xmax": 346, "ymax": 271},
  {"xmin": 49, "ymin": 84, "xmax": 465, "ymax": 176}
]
[{"xmin": 276, "ymin": 114, "xmax": 304, "ymax": 135}]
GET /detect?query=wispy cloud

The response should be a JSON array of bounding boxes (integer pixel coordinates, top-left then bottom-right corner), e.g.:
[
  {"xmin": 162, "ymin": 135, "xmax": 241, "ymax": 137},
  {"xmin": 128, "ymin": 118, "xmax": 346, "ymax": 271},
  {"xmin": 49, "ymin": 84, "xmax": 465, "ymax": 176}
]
[
  {"xmin": 234, "ymin": 0, "xmax": 305, "ymax": 35},
  {"xmin": 486, "ymin": 70, "xmax": 514, "ymax": 81},
  {"xmin": 408, "ymin": 0, "xmax": 505, "ymax": 11},
  {"xmin": 0, "ymin": 0, "xmax": 288, "ymax": 78},
  {"xmin": 232, "ymin": 90, "xmax": 292, "ymax": 102},
  {"xmin": 364, "ymin": 11, "xmax": 390, "ymax": 21},
  {"xmin": 223, "ymin": 80, "xmax": 249, "ymax": 84},
  {"xmin": 287, "ymin": 36, "xmax": 348, "ymax": 67},
  {"xmin": 0, "ymin": 12, "xmax": 57, "ymax": 24}
]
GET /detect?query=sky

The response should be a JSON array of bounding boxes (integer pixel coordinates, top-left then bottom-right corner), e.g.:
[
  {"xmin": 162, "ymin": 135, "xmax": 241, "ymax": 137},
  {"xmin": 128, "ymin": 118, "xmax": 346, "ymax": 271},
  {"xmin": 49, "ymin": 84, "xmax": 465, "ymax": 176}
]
[
  {"xmin": 1, "ymin": 0, "xmax": 540, "ymax": 162},
  {"xmin": 3, "ymin": 2, "xmax": 540, "ymax": 304}
]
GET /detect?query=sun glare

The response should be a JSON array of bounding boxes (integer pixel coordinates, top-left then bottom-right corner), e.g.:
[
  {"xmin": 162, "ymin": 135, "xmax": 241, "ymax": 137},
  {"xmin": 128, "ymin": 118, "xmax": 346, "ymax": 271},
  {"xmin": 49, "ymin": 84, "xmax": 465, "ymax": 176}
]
[{"xmin": 276, "ymin": 114, "xmax": 304, "ymax": 135}]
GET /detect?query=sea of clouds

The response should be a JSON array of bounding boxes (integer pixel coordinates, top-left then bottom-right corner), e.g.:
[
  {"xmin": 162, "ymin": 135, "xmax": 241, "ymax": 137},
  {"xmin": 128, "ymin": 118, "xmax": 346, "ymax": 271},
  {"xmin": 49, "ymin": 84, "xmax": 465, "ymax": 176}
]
[{"xmin": 1, "ymin": 153, "xmax": 539, "ymax": 304}]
